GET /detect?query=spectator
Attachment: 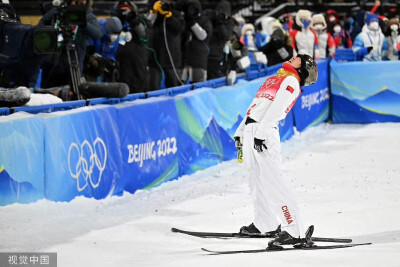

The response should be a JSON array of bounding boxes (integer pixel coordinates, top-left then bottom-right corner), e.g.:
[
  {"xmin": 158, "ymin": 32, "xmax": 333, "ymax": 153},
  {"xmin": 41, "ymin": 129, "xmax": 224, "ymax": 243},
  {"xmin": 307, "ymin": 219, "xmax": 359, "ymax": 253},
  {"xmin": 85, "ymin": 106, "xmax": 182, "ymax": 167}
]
[
  {"xmin": 147, "ymin": 0, "xmax": 185, "ymax": 90},
  {"xmin": 115, "ymin": 0, "xmax": 151, "ymax": 93},
  {"xmin": 180, "ymin": 0, "xmax": 213, "ymax": 83},
  {"xmin": 335, "ymin": 17, "xmax": 354, "ymax": 48},
  {"xmin": 259, "ymin": 28, "xmax": 293, "ymax": 66},
  {"xmin": 279, "ymin": 13, "xmax": 294, "ymax": 34},
  {"xmin": 206, "ymin": 0, "xmax": 234, "ymax": 80},
  {"xmin": 240, "ymin": 23, "xmax": 258, "ymax": 52},
  {"xmin": 385, "ymin": 18, "xmax": 400, "ymax": 60},
  {"xmin": 326, "ymin": 9, "xmax": 340, "ymax": 34},
  {"xmin": 290, "ymin": 10, "xmax": 319, "ymax": 58},
  {"xmin": 311, "ymin": 14, "xmax": 335, "ymax": 58},
  {"xmin": 224, "ymin": 25, "xmax": 250, "ymax": 85},
  {"xmin": 353, "ymin": 13, "xmax": 388, "ymax": 61},
  {"xmin": 39, "ymin": 0, "xmax": 103, "ymax": 88},
  {"xmin": 88, "ymin": 17, "xmax": 123, "ymax": 82}
]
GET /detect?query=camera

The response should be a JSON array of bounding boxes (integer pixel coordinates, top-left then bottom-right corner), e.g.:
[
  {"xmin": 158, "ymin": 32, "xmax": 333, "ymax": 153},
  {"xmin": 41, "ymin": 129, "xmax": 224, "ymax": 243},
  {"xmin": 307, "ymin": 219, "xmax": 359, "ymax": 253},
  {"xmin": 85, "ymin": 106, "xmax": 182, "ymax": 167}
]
[
  {"xmin": 161, "ymin": 1, "xmax": 171, "ymax": 12},
  {"xmin": 0, "ymin": 3, "xmax": 57, "ymax": 86}
]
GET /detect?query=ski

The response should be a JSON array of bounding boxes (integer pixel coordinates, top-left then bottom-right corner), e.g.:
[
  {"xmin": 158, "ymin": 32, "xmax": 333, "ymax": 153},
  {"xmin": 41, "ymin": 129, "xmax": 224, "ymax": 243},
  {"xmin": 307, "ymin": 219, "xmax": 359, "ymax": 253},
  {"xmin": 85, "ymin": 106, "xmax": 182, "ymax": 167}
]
[
  {"xmin": 201, "ymin": 243, "xmax": 372, "ymax": 255},
  {"xmin": 171, "ymin": 227, "xmax": 353, "ymax": 243}
]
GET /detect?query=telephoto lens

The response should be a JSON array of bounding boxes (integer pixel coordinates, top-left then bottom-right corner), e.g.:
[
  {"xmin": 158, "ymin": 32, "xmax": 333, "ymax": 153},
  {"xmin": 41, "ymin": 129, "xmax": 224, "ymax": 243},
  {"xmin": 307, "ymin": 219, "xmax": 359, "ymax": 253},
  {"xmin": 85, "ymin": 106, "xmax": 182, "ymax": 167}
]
[{"xmin": 161, "ymin": 1, "xmax": 170, "ymax": 11}]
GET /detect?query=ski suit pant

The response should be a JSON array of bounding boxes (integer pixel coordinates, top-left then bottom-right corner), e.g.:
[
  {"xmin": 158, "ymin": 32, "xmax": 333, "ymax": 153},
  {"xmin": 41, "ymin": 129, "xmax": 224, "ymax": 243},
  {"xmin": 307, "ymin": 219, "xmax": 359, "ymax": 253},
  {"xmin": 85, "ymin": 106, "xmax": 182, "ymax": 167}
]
[{"xmin": 243, "ymin": 122, "xmax": 305, "ymax": 238}]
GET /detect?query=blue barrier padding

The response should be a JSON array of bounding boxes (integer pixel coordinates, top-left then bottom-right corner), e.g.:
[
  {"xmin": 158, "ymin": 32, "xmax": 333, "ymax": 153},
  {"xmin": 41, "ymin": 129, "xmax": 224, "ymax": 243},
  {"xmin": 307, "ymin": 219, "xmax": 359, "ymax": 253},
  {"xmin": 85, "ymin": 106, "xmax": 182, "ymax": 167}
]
[
  {"xmin": 335, "ymin": 48, "xmax": 356, "ymax": 62},
  {"xmin": 208, "ymin": 77, "xmax": 227, "ymax": 88},
  {"xmin": 330, "ymin": 59, "xmax": 400, "ymax": 123},
  {"xmin": 121, "ymin": 93, "xmax": 146, "ymax": 102},
  {"xmin": 192, "ymin": 80, "xmax": 209, "ymax": 89},
  {"xmin": 169, "ymin": 84, "xmax": 192, "ymax": 96},
  {"xmin": 88, "ymin": 98, "xmax": 108, "ymax": 105},
  {"xmin": 106, "ymin": 98, "xmax": 122, "ymax": 104},
  {"xmin": 53, "ymin": 100, "xmax": 87, "ymax": 112},
  {"xmin": 147, "ymin": 88, "xmax": 170, "ymax": 97},
  {"xmin": 13, "ymin": 104, "xmax": 54, "ymax": 114},
  {"xmin": 0, "ymin": 107, "xmax": 10, "ymax": 116},
  {"xmin": 246, "ymin": 69, "xmax": 260, "ymax": 81}
]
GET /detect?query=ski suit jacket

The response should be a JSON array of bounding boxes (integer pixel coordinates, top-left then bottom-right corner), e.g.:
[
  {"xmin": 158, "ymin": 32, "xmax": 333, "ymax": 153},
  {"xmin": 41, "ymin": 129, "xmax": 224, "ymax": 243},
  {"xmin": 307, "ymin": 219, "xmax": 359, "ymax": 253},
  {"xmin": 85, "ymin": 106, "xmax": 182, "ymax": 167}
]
[
  {"xmin": 290, "ymin": 28, "xmax": 318, "ymax": 58},
  {"xmin": 234, "ymin": 63, "xmax": 301, "ymax": 140},
  {"xmin": 353, "ymin": 25, "xmax": 388, "ymax": 61}
]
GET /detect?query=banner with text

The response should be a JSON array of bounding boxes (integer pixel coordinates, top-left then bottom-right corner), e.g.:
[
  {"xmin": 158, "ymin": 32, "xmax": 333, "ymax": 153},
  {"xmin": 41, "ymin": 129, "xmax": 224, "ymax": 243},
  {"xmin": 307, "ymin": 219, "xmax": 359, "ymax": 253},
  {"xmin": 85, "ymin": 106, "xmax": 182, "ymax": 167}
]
[{"xmin": 117, "ymin": 99, "xmax": 180, "ymax": 192}]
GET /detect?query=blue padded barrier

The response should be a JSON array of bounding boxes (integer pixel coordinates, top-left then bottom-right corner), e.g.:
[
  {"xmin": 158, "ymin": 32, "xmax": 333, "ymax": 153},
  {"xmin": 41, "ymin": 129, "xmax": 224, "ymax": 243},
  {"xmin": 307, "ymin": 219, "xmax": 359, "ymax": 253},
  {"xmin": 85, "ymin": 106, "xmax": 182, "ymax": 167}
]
[
  {"xmin": 0, "ymin": 107, "xmax": 10, "ymax": 116},
  {"xmin": 193, "ymin": 80, "xmax": 210, "ymax": 89},
  {"xmin": 106, "ymin": 98, "xmax": 122, "ymax": 104},
  {"xmin": 147, "ymin": 88, "xmax": 170, "ymax": 98},
  {"xmin": 88, "ymin": 98, "xmax": 108, "ymax": 105},
  {"xmin": 13, "ymin": 104, "xmax": 54, "ymax": 114},
  {"xmin": 169, "ymin": 84, "xmax": 192, "ymax": 96},
  {"xmin": 53, "ymin": 100, "xmax": 87, "ymax": 112},
  {"xmin": 246, "ymin": 69, "xmax": 260, "ymax": 80},
  {"xmin": 335, "ymin": 49, "xmax": 356, "ymax": 62},
  {"xmin": 208, "ymin": 77, "xmax": 227, "ymax": 88},
  {"xmin": 121, "ymin": 93, "xmax": 146, "ymax": 102}
]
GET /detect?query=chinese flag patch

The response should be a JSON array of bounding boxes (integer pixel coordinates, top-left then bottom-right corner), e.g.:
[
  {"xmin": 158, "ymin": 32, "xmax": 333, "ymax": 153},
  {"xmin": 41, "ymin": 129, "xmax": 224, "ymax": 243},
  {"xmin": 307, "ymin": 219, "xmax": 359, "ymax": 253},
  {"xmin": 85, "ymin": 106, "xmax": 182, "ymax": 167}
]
[{"xmin": 286, "ymin": 86, "xmax": 294, "ymax": 93}]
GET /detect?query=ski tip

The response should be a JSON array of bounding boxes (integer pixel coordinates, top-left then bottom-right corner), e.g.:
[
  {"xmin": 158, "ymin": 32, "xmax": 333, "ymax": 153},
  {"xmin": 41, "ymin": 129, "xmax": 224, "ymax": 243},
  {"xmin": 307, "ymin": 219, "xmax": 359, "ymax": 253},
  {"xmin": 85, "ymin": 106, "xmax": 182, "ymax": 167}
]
[{"xmin": 201, "ymin": 248, "xmax": 213, "ymax": 253}]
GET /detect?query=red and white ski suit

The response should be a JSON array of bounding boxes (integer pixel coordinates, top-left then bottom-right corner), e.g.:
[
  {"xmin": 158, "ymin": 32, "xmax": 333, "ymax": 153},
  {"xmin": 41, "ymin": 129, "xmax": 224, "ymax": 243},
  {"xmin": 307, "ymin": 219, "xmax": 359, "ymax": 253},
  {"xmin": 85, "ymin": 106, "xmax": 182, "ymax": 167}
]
[{"xmin": 234, "ymin": 63, "xmax": 305, "ymax": 238}]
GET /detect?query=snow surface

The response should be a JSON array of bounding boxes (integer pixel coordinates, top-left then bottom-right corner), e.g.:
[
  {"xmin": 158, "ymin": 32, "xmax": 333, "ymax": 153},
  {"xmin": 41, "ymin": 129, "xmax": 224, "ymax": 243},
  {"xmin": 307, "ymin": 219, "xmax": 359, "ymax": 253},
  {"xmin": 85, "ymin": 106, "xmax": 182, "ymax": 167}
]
[{"xmin": 1, "ymin": 123, "xmax": 400, "ymax": 267}]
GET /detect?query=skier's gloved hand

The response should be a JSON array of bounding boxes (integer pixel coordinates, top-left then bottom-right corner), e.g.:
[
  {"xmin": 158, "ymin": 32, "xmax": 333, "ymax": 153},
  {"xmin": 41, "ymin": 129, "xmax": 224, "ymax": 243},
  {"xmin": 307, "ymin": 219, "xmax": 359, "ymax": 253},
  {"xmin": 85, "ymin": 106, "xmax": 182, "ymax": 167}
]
[
  {"xmin": 254, "ymin": 138, "xmax": 267, "ymax": 152},
  {"xmin": 234, "ymin": 136, "xmax": 242, "ymax": 150}
]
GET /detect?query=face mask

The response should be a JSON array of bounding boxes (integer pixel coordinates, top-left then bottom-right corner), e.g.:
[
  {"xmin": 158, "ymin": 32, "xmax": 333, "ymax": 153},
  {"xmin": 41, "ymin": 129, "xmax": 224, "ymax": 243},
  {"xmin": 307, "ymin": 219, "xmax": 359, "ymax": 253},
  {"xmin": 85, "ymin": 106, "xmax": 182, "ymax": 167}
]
[
  {"xmin": 329, "ymin": 16, "xmax": 336, "ymax": 22},
  {"xmin": 390, "ymin": 24, "xmax": 399, "ymax": 32},
  {"xmin": 314, "ymin": 24, "xmax": 324, "ymax": 30},
  {"xmin": 110, "ymin": 34, "xmax": 119, "ymax": 42},
  {"xmin": 368, "ymin": 21, "xmax": 380, "ymax": 31},
  {"xmin": 283, "ymin": 24, "xmax": 289, "ymax": 31},
  {"xmin": 246, "ymin": 30, "xmax": 253, "ymax": 36},
  {"xmin": 301, "ymin": 20, "xmax": 310, "ymax": 28},
  {"xmin": 334, "ymin": 25, "xmax": 341, "ymax": 34}
]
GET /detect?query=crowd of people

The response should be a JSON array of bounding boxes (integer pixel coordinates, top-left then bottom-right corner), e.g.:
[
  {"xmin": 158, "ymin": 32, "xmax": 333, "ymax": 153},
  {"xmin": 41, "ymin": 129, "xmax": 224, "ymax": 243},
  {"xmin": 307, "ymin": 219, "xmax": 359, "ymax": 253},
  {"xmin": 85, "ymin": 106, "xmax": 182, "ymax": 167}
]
[{"xmin": 37, "ymin": 0, "xmax": 400, "ymax": 97}]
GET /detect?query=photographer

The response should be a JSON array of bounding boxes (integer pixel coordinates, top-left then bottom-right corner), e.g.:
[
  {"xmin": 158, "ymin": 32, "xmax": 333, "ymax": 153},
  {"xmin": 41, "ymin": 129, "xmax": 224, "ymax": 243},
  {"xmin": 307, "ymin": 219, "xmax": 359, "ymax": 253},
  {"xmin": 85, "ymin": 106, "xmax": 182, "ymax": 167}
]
[
  {"xmin": 39, "ymin": 0, "xmax": 102, "ymax": 89},
  {"xmin": 85, "ymin": 16, "xmax": 122, "ymax": 82},
  {"xmin": 179, "ymin": 0, "xmax": 212, "ymax": 83},
  {"xmin": 147, "ymin": 0, "xmax": 185, "ymax": 91},
  {"xmin": 205, "ymin": 0, "xmax": 234, "ymax": 80},
  {"xmin": 115, "ymin": 0, "xmax": 151, "ymax": 93}
]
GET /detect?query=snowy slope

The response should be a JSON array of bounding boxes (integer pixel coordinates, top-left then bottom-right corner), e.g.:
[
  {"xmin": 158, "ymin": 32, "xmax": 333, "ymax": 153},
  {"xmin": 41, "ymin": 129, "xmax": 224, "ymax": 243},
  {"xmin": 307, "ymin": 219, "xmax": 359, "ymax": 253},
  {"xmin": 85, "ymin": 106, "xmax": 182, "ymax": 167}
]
[{"xmin": 1, "ymin": 123, "xmax": 400, "ymax": 267}]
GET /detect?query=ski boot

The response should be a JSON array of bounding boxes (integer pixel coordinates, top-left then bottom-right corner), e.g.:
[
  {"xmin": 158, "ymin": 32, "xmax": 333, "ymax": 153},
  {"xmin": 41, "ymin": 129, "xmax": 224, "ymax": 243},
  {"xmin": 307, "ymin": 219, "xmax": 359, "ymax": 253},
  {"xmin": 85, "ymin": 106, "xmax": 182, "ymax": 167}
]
[
  {"xmin": 239, "ymin": 223, "xmax": 281, "ymax": 237},
  {"xmin": 268, "ymin": 225, "xmax": 315, "ymax": 250}
]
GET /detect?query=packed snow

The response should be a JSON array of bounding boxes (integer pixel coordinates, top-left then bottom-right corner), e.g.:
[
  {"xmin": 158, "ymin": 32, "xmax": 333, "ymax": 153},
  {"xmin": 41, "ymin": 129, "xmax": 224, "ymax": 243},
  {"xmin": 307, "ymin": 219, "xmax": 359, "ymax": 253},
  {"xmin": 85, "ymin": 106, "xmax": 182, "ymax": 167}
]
[{"xmin": 1, "ymin": 122, "xmax": 399, "ymax": 267}]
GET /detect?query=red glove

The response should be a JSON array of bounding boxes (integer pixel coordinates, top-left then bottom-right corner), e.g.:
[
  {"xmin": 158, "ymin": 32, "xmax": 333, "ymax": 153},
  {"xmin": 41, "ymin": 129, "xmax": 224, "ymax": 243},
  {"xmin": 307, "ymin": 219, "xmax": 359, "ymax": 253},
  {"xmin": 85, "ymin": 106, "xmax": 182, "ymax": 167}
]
[{"xmin": 397, "ymin": 43, "xmax": 400, "ymax": 52}]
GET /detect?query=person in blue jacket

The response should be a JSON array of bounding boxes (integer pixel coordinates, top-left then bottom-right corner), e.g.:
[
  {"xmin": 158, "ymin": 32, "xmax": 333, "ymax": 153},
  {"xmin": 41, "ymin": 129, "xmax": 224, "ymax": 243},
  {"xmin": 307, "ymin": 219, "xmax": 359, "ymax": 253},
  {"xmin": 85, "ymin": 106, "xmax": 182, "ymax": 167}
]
[
  {"xmin": 353, "ymin": 13, "xmax": 388, "ymax": 61},
  {"xmin": 91, "ymin": 17, "xmax": 123, "ymax": 81}
]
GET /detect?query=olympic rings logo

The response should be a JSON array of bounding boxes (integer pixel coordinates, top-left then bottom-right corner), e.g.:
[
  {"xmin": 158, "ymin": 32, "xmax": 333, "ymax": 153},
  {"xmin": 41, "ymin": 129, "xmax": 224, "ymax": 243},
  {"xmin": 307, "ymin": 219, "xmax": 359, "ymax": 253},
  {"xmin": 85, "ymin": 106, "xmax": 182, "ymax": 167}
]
[{"xmin": 68, "ymin": 138, "xmax": 107, "ymax": 192}]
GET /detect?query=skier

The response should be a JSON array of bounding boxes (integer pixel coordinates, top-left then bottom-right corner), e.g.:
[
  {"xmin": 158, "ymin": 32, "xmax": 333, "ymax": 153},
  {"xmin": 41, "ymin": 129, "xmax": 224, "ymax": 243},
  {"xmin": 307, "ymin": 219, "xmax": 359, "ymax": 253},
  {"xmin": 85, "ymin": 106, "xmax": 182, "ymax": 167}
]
[{"xmin": 233, "ymin": 54, "xmax": 318, "ymax": 248}]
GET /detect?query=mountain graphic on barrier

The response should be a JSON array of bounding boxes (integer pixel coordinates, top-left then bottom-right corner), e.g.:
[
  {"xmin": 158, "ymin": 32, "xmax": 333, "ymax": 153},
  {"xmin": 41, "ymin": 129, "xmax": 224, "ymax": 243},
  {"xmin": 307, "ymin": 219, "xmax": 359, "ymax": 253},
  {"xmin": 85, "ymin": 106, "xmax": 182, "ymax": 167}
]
[
  {"xmin": 227, "ymin": 114, "xmax": 244, "ymax": 138},
  {"xmin": 332, "ymin": 94, "xmax": 400, "ymax": 123},
  {"xmin": 354, "ymin": 88, "xmax": 400, "ymax": 117},
  {"xmin": 201, "ymin": 116, "xmax": 237, "ymax": 161},
  {"xmin": 0, "ymin": 166, "xmax": 42, "ymax": 205}
]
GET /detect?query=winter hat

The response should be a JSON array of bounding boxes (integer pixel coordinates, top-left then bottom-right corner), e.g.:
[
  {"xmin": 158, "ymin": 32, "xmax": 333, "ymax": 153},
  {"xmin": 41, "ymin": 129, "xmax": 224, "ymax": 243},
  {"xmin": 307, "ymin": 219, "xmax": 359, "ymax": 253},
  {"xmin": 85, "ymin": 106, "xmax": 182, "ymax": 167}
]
[
  {"xmin": 366, "ymin": 13, "xmax": 379, "ymax": 25},
  {"xmin": 117, "ymin": 0, "xmax": 137, "ymax": 12},
  {"xmin": 387, "ymin": 18, "xmax": 400, "ymax": 28},
  {"xmin": 311, "ymin": 14, "xmax": 327, "ymax": 29},
  {"xmin": 295, "ymin": 9, "xmax": 312, "ymax": 27},
  {"xmin": 241, "ymin": 23, "xmax": 255, "ymax": 36},
  {"xmin": 105, "ymin": 16, "xmax": 123, "ymax": 34}
]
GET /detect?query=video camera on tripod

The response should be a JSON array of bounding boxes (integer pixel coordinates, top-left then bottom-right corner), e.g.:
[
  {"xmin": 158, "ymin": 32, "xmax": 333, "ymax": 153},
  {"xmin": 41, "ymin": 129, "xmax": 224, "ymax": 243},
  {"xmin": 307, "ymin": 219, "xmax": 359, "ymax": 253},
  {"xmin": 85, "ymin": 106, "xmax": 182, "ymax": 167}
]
[{"xmin": 0, "ymin": 3, "xmax": 57, "ymax": 87}]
